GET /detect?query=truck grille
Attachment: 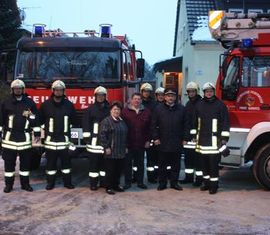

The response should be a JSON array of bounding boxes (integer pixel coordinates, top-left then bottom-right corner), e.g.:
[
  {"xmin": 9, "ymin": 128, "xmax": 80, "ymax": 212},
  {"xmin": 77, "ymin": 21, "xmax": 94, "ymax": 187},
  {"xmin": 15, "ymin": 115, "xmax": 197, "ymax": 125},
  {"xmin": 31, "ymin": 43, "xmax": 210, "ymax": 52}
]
[{"xmin": 74, "ymin": 109, "xmax": 85, "ymax": 127}]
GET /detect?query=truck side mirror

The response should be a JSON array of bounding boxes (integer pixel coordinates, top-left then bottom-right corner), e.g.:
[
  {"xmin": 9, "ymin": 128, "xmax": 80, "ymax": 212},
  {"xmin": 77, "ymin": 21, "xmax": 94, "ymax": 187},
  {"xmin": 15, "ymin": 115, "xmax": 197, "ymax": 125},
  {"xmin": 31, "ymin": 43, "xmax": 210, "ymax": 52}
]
[{"xmin": 136, "ymin": 58, "xmax": 145, "ymax": 78}]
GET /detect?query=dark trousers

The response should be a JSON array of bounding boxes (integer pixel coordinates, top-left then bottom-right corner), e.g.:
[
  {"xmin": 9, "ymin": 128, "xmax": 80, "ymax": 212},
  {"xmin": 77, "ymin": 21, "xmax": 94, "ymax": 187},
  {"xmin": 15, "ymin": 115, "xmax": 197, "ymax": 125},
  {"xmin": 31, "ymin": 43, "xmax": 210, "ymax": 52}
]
[
  {"xmin": 2, "ymin": 148, "xmax": 32, "ymax": 173},
  {"xmin": 184, "ymin": 148, "xmax": 203, "ymax": 176},
  {"xmin": 125, "ymin": 148, "xmax": 145, "ymax": 185},
  {"xmin": 2, "ymin": 148, "xmax": 32, "ymax": 186},
  {"xmin": 201, "ymin": 154, "xmax": 220, "ymax": 188},
  {"xmin": 104, "ymin": 158, "xmax": 124, "ymax": 189},
  {"xmin": 158, "ymin": 151, "xmax": 181, "ymax": 186},
  {"xmin": 88, "ymin": 153, "xmax": 105, "ymax": 187},
  {"xmin": 46, "ymin": 149, "xmax": 71, "ymax": 172},
  {"xmin": 146, "ymin": 146, "xmax": 158, "ymax": 181}
]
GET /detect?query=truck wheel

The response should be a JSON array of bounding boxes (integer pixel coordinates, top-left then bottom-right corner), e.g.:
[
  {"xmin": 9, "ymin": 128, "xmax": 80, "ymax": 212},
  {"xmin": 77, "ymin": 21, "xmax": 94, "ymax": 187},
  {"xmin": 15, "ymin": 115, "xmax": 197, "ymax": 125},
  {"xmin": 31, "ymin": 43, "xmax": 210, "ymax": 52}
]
[{"xmin": 253, "ymin": 143, "xmax": 270, "ymax": 190}]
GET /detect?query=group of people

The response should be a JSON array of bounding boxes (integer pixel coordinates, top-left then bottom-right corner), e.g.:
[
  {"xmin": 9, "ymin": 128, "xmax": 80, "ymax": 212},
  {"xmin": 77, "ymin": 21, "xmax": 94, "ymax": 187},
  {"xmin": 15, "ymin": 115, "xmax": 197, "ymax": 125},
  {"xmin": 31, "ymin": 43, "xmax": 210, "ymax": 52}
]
[{"xmin": 0, "ymin": 78, "xmax": 230, "ymax": 195}]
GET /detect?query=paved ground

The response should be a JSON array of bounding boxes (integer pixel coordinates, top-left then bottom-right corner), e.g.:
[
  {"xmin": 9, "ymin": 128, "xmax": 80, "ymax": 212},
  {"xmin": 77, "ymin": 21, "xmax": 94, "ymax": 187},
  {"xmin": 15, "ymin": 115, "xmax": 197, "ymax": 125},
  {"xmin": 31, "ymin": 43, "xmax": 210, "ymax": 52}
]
[{"xmin": 0, "ymin": 157, "xmax": 269, "ymax": 235}]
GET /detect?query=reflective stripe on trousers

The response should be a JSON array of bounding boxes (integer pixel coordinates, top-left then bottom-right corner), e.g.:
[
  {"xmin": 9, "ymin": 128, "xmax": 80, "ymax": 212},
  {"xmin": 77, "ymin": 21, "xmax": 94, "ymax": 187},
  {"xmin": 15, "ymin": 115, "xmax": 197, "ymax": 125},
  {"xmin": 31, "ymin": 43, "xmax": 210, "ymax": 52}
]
[
  {"xmin": 147, "ymin": 167, "xmax": 154, "ymax": 172},
  {"xmin": 19, "ymin": 171, "xmax": 30, "ymax": 176},
  {"xmin": 61, "ymin": 169, "xmax": 71, "ymax": 174},
  {"xmin": 99, "ymin": 171, "xmax": 106, "ymax": 177},
  {"xmin": 46, "ymin": 170, "xmax": 57, "ymax": 175},
  {"xmin": 185, "ymin": 169, "xmax": 194, "ymax": 174},
  {"xmin": 5, "ymin": 172, "xmax": 15, "ymax": 177},
  {"xmin": 89, "ymin": 172, "xmax": 99, "ymax": 178}
]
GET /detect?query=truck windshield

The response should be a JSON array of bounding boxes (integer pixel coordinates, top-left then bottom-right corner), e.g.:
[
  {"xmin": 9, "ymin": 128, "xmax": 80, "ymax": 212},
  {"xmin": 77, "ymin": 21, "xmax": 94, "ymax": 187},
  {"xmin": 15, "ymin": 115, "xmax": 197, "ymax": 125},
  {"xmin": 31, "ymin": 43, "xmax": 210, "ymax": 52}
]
[
  {"xmin": 242, "ymin": 56, "xmax": 270, "ymax": 87},
  {"xmin": 16, "ymin": 49, "xmax": 120, "ymax": 84}
]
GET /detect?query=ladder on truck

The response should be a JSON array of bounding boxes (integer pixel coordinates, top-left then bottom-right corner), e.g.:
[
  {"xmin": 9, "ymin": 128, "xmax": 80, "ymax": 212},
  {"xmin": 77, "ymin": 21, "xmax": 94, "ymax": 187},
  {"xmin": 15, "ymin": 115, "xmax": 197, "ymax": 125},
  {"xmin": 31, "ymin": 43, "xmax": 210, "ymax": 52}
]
[{"xmin": 208, "ymin": 10, "xmax": 270, "ymax": 48}]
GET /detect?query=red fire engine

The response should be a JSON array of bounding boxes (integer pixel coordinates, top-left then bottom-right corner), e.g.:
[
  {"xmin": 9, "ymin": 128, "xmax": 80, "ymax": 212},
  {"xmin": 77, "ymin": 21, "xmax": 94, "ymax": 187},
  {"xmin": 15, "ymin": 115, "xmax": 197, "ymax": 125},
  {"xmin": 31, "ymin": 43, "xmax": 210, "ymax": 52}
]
[
  {"xmin": 209, "ymin": 11, "xmax": 270, "ymax": 189},
  {"xmin": 3, "ymin": 24, "xmax": 144, "ymax": 150}
]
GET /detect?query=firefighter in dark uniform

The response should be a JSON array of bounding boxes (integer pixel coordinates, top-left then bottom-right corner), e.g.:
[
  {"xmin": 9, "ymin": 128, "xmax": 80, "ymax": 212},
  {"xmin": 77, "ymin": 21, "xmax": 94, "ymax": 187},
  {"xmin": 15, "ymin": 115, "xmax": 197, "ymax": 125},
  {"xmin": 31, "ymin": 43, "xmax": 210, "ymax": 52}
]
[
  {"xmin": 0, "ymin": 79, "xmax": 40, "ymax": 193},
  {"xmin": 39, "ymin": 80, "xmax": 76, "ymax": 190},
  {"xmin": 82, "ymin": 86, "xmax": 110, "ymax": 190},
  {"xmin": 155, "ymin": 87, "xmax": 165, "ymax": 104},
  {"xmin": 182, "ymin": 82, "xmax": 203, "ymax": 186},
  {"xmin": 151, "ymin": 87, "xmax": 165, "ymax": 181},
  {"xmin": 140, "ymin": 83, "xmax": 157, "ymax": 183},
  {"xmin": 151, "ymin": 88, "xmax": 189, "ymax": 191},
  {"xmin": 192, "ymin": 82, "xmax": 230, "ymax": 194}
]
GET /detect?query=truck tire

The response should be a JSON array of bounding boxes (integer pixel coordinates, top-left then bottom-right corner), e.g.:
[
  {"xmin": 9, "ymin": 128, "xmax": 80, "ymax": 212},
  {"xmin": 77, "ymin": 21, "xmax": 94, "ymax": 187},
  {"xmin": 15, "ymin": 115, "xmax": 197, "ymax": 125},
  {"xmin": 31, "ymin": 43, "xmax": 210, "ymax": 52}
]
[{"xmin": 253, "ymin": 143, "xmax": 270, "ymax": 190}]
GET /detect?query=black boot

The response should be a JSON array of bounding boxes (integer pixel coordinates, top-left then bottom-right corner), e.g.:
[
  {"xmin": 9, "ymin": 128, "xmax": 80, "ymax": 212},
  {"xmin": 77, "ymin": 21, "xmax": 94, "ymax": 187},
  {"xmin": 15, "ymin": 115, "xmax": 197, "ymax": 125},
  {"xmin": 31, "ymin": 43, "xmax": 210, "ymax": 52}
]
[
  {"xmin": 193, "ymin": 175, "xmax": 203, "ymax": 187},
  {"xmin": 180, "ymin": 173, "xmax": 194, "ymax": 184},
  {"xmin": 209, "ymin": 181, "xmax": 219, "ymax": 194},
  {"xmin": 170, "ymin": 183, "xmax": 183, "ymax": 191},
  {"xmin": 132, "ymin": 170, "xmax": 137, "ymax": 183},
  {"xmin": 157, "ymin": 184, "xmax": 167, "ymax": 191},
  {"xmin": 20, "ymin": 176, "xmax": 33, "ymax": 192},
  {"xmin": 89, "ymin": 177, "xmax": 99, "ymax": 191},
  {"xmin": 3, "ymin": 176, "xmax": 14, "ymax": 193},
  {"xmin": 46, "ymin": 175, "xmax": 56, "ymax": 190},
  {"xmin": 63, "ymin": 174, "xmax": 75, "ymax": 189},
  {"xmin": 99, "ymin": 175, "xmax": 106, "ymax": 188},
  {"xmin": 200, "ymin": 180, "xmax": 209, "ymax": 191},
  {"xmin": 147, "ymin": 168, "xmax": 157, "ymax": 184}
]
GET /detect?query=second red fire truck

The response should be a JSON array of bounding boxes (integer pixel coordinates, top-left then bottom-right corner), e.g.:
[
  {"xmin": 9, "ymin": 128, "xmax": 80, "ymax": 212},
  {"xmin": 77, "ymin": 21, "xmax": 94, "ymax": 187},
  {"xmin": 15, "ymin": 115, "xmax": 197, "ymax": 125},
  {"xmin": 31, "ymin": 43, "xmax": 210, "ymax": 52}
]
[{"xmin": 209, "ymin": 10, "xmax": 270, "ymax": 189}]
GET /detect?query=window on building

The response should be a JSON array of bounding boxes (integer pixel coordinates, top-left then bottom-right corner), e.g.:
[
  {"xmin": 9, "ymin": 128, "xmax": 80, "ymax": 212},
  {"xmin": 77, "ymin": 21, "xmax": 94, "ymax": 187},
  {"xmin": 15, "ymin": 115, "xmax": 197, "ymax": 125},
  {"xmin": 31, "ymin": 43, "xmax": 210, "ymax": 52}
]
[
  {"xmin": 182, "ymin": 25, "xmax": 186, "ymax": 45},
  {"xmin": 179, "ymin": 29, "xmax": 183, "ymax": 48},
  {"xmin": 248, "ymin": 9, "xmax": 263, "ymax": 14},
  {"xmin": 228, "ymin": 8, "xmax": 244, "ymax": 14},
  {"xmin": 184, "ymin": 23, "xmax": 189, "ymax": 41}
]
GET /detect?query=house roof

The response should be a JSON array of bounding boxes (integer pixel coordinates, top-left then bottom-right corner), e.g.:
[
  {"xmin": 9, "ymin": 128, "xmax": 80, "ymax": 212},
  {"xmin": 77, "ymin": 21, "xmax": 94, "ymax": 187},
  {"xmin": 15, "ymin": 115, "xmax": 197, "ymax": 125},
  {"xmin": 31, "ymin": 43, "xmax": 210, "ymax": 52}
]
[
  {"xmin": 153, "ymin": 57, "xmax": 182, "ymax": 73},
  {"xmin": 186, "ymin": 0, "xmax": 216, "ymax": 41},
  {"xmin": 173, "ymin": 0, "xmax": 216, "ymax": 55}
]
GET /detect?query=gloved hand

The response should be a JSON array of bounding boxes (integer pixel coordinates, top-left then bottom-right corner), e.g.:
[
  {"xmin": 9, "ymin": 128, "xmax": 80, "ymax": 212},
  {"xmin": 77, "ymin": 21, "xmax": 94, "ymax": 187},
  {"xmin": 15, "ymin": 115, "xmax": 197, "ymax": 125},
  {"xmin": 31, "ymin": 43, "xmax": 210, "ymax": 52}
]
[
  {"xmin": 219, "ymin": 142, "xmax": 230, "ymax": 157},
  {"xmin": 69, "ymin": 143, "xmax": 76, "ymax": 151},
  {"xmin": 221, "ymin": 147, "xmax": 230, "ymax": 157}
]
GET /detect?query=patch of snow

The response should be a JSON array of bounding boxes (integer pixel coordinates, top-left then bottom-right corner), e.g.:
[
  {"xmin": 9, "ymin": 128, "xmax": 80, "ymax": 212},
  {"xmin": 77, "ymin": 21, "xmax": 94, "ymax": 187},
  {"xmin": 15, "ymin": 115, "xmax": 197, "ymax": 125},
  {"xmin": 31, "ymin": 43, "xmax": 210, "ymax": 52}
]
[{"xmin": 192, "ymin": 16, "xmax": 214, "ymax": 41}]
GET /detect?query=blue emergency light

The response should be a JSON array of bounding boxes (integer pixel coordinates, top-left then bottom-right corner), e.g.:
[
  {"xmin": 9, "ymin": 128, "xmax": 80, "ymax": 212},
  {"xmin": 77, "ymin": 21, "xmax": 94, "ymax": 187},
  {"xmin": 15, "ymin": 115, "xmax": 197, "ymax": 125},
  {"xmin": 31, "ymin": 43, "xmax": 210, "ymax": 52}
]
[
  {"xmin": 242, "ymin": 38, "xmax": 253, "ymax": 48},
  {"xmin": 33, "ymin": 24, "xmax": 46, "ymax": 37},
  {"xmin": 100, "ymin": 24, "xmax": 112, "ymax": 38}
]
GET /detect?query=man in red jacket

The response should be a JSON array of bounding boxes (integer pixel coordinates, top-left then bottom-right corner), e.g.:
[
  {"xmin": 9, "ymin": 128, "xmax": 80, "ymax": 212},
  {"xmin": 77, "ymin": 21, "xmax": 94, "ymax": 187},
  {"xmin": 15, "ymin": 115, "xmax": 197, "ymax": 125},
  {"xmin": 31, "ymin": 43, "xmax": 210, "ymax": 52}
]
[{"xmin": 122, "ymin": 92, "xmax": 152, "ymax": 189}]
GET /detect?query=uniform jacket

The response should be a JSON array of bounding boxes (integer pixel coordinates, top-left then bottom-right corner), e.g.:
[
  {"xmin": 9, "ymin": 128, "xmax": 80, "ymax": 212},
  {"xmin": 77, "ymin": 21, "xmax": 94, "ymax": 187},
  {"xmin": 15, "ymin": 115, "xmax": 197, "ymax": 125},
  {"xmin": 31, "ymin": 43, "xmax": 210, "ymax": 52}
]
[
  {"xmin": 99, "ymin": 115, "xmax": 128, "ymax": 159},
  {"xmin": 142, "ymin": 97, "xmax": 157, "ymax": 113},
  {"xmin": 151, "ymin": 102, "xmax": 189, "ymax": 152},
  {"xmin": 192, "ymin": 96, "xmax": 230, "ymax": 155},
  {"xmin": 39, "ymin": 96, "xmax": 76, "ymax": 150},
  {"xmin": 183, "ymin": 95, "xmax": 202, "ymax": 149},
  {"xmin": 0, "ymin": 94, "xmax": 40, "ymax": 151},
  {"xmin": 82, "ymin": 101, "xmax": 110, "ymax": 154},
  {"xmin": 121, "ymin": 104, "xmax": 151, "ymax": 149}
]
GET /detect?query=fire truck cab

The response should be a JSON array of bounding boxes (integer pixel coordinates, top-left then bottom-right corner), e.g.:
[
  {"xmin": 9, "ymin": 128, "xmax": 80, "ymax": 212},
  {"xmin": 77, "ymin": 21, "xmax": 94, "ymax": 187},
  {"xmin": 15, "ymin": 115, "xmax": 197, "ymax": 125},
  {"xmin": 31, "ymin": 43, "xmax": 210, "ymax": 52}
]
[
  {"xmin": 209, "ymin": 11, "xmax": 270, "ymax": 189},
  {"xmin": 1, "ymin": 24, "xmax": 144, "ymax": 151}
]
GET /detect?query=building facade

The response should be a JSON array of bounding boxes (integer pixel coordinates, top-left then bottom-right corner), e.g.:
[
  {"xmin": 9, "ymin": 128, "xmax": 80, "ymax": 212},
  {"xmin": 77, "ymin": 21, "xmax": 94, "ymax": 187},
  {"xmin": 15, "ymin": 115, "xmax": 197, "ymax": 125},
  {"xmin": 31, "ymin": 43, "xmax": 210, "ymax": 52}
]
[{"xmin": 173, "ymin": 0, "xmax": 270, "ymax": 103}]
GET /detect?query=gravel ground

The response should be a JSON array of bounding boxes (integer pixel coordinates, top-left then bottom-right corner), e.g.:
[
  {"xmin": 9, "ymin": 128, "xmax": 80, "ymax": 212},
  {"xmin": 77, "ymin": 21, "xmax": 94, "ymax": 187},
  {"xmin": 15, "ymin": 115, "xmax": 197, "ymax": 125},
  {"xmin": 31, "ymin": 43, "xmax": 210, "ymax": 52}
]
[{"xmin": 0, "ymin": 157, "xmax": 269, "ymax": 235}]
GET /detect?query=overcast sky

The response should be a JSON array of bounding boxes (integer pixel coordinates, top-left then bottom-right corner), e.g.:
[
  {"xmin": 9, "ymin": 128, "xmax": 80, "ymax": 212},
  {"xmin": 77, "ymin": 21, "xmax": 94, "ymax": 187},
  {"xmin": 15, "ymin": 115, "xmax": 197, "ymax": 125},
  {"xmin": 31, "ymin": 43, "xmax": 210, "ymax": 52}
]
[{"xmin": 17, "ymin": 0, "xmax": 177, "ymax": 66}]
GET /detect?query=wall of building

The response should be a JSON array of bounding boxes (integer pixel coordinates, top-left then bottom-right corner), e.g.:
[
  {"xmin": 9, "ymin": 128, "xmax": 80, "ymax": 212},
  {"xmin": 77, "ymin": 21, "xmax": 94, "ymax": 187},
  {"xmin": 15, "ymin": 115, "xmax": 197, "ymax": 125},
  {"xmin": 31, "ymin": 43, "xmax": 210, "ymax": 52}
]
[
  {"xmin": 173, "ymin": 0, "xmax": 226, "ymax": 103},
  {"xmin": 175, "ymin": 0, "xmax": 189, "ymax": 57},
  {"xmin": 179, "ymin": 42, "xmax": 224, "ymax": 104}
]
